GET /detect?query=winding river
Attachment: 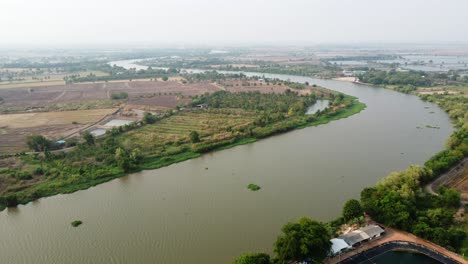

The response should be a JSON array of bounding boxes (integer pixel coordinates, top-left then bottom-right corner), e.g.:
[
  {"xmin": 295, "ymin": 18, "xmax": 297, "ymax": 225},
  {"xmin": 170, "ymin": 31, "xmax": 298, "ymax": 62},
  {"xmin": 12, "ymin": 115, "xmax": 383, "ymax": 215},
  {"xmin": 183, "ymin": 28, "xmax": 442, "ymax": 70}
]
[{"xmin": 0, "ymin": 60, "xmax": 454, "ymax": 263}]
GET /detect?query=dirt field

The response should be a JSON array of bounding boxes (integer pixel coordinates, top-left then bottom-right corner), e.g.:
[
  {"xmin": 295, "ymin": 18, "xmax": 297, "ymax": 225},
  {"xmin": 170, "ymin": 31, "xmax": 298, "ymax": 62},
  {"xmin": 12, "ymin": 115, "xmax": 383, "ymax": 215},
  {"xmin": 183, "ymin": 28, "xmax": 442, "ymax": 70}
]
[
  {"xmin": 0, "ymin": 80, "xmax": 222, "ymax": 112},
  {"xmin": 0, "ymin": 78, "xmax": 317, "ymax": 153},
  {"xmin": 0, "ymin": 109, "xmax": 116, "ymax": 153}
]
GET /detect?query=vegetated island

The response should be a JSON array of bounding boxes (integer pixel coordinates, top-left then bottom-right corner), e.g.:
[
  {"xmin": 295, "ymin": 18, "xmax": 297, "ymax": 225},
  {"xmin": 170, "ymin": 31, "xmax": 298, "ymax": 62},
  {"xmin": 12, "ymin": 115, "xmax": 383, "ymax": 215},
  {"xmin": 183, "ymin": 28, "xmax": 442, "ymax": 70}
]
[
  {"xmin": 247, "ymin": 184, "xmax": 261, "ymax": 191},
  {"xmin": 71, "ymin": 220, "xmax": 82, "ymax": 227},
  {"xmin": 0, "ymin": 72, "xmax": 365, "ymax": 212}
]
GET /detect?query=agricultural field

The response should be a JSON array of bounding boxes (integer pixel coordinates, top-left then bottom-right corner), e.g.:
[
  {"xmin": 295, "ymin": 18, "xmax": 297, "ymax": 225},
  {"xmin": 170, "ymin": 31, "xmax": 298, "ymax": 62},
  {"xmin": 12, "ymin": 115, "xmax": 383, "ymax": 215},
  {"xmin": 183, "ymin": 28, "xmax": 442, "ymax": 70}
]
[
  {"xmin": 0, "ymin": 79, "xmax": 221, "ymax": 113},
  {"xmin": 121, "ymin": 110, "xmax": 255, "ymax": 155},
  {"xmin": 0, "ymin": 70, "xmax": 109, "ymax": 89},
  {"xmin": 418, "ymin": 85, "xmax": 468, "ymax": 97},
  {"xmin": 220, "ymin": 79, "xmax": 329, "ymax": 95},
  {"xmin": 0, "ymin": 108, "xmax": 117, "ymax": 153}
]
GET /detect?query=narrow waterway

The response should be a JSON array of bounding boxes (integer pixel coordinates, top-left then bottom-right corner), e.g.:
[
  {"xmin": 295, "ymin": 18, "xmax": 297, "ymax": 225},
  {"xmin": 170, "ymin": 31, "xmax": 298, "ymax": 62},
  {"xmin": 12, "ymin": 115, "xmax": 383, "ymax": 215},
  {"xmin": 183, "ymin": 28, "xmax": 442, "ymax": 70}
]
[{"xmin": 0, "ymin": 61, "xmax": 454, "ymax": 263}]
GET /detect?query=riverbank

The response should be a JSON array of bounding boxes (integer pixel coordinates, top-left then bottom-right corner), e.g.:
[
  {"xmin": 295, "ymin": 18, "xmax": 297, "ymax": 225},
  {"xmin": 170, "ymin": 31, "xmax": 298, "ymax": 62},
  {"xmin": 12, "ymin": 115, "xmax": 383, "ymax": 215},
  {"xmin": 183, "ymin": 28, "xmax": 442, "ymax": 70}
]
[
  {"xmin": 0, "ymin": 95, "xmax": 365, "ymax": 212},
  {"xmin": 353, "ymin": 80, "xmax": 468, "ymax": 256}
]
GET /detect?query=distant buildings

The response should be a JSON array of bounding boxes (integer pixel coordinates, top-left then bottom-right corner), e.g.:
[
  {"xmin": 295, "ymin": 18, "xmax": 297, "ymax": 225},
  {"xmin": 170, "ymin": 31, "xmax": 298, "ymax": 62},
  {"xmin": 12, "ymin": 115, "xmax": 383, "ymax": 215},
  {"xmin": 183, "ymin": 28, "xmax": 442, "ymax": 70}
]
[
  {"xmin": 330, "ymin": 225, "xmax": 385, "ymax": 255},
  {"xmin": 342, "ymin": 70, "xmax": 367, "ymax": 77}
]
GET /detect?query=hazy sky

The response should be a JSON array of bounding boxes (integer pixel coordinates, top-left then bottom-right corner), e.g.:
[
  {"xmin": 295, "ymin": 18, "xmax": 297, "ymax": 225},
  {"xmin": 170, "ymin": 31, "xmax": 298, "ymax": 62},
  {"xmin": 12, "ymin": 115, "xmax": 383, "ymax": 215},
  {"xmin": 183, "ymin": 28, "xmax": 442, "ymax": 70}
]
[{"xmin": 1, "ymin": 0, "xmax": 468, "ymax": 47}]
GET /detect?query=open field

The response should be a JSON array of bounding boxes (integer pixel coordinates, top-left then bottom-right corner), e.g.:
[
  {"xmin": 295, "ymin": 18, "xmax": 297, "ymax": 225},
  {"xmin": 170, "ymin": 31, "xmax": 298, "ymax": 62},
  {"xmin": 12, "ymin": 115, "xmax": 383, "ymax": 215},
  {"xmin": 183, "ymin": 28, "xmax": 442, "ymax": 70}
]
[
  {"xmin": 0, "ymin": 80, "xmax": 222, "ymax": 113},
  {"xmin": 0, "ymin": 70, "xmax": 109, "ymax": 89},
  {"xmin": 122, "ymin": 111, "xmax": 255, "ymax": 155},
  {"xmin": 418, "ymin": 85, "xmax": 468, "ymax": 96},
  {"xmin": 0, "ymin": 80, "xmax": 65, "ymax": 89},
  {"xmin": 0, "ymin": 108, "xmax": 117, "ymax": 153}
]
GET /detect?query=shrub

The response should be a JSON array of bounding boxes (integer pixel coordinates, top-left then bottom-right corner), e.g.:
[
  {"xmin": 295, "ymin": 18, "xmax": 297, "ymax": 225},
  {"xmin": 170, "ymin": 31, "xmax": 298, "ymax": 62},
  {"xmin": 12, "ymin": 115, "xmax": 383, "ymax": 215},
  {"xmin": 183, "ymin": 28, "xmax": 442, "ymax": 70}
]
[
  {"xmin": 110, "ymin": 92, "xmax": 128, "ymax": 100},
  {"xmin": 233, "ymin": 253, "xmax": 271, "ymax": 264},
  {"xmin": 15, "ymin": 171, "xmax": 33, "ymax": 180},
  {"xmin": 143, "ymin": 112, "xmax": 157, "ymax": 124}
]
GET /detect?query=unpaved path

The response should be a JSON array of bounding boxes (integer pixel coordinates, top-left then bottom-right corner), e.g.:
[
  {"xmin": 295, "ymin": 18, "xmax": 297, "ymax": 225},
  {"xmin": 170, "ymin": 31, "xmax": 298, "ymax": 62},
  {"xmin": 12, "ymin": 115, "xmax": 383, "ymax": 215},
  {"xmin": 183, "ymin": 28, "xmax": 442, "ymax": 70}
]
[
  {"xmin": 49, "ymin": 90, "xmax": 67, "ymax": 102},
  {"xmin": 424, "ymin": 157, "xmax": 468, "ymax": 202}
]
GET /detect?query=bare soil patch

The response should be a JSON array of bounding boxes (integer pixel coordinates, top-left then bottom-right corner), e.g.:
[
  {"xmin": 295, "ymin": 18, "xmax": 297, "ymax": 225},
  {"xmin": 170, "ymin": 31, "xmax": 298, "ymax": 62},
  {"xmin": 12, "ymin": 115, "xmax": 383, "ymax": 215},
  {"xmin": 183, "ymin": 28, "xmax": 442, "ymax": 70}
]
[
  {"xmin": 0, "ymin": 109, "xmax": 116, "ymax": 153},
  {"xmin": 0, "ymin": 80, "xmax": 221, "ymax": 112}
]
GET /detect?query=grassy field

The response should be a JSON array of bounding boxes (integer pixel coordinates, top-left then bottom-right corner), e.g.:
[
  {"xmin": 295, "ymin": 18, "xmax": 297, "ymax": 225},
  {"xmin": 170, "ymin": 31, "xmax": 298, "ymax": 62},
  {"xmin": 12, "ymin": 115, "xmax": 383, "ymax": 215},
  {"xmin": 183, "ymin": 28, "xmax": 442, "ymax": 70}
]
[
  {"xmin": 0, "ymin": 80, "xmax": 65, "ymax": 89},
  {"xmin": 122, "ymin": 111, "xmax": 255, "ymax": 155}
]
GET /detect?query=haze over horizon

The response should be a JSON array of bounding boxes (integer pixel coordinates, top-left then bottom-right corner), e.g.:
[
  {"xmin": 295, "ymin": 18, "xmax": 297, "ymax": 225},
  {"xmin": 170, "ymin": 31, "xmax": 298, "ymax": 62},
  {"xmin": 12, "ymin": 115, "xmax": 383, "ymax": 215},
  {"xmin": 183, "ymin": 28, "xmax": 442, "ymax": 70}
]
[{"xmin": 1, "ymin": 0, "xmax": 468, "ymax": 47}]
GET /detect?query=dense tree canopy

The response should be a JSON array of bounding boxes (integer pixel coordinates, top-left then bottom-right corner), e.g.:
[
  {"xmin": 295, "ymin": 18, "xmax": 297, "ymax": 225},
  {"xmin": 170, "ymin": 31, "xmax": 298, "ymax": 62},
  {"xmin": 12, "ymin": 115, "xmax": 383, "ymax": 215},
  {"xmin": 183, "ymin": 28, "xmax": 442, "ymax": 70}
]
[
  {"xmin": 342, "ymin": 199, "xmax": 363, "ymax": 221},
  {"xmin": 82, "ymin": 131, "xmax": 95, "ymax": 146},
  {"xmin": 359, "ymin": 69, "xmax": 431, "ymax": 87},
  {"xmin": 26, "ymin": 134, "xmax": 52, "ymax": 152},
  {"xmin": 274, "ymin": 217, "xmax": 331, "ymax": 263},
  {"xmin": 232, "ymin": 253, "xmax": 271, "ymax": 264}
]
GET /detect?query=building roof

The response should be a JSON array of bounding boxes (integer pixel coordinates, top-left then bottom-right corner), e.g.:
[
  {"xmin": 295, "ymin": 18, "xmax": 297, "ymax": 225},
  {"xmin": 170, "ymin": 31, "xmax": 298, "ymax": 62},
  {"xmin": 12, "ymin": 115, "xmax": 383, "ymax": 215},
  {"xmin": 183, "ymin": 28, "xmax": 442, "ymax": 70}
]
[
  {"xmin": 338, "ymin": 230, "xmax": 369, "ymax": 246},
  {"xmin": 330, "ymin": 238, "xmax": 350, "ymax": 254},
  {"xmin": 360, "ymin": 225, "xmax": 385, "ymax": 238}
]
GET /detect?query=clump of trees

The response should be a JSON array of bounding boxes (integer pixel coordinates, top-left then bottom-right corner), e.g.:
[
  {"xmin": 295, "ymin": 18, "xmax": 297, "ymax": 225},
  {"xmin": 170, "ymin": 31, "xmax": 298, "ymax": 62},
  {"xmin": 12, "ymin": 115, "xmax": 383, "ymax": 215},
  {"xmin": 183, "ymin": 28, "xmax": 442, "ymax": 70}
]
[
  {"xmin": 64, "ymin": 65, "xmax": 178, "ymax": 83},
  {"xmin": 360, "ymin": 165, "xmax": 465, "ymax": 251},
  {"xmin": 359, "ymin": 69, "xmax": 431, "ymax": 87},
  {"xmin": 189, "ymin": 131, "xmax": 200, "ymax": 143},
  {"xmin": 111, "ymin": 92, "xmax": 128, "ymax": 100},
  {"xmin": 342, "ymin": 199, "xmax": 363, "ymax": 222},
  {"xmin": 143, "ymin": 112, "xmax": 157, "ymax": 124},
  {"xmin": 274, "ymin": 217, "xmax": 331, "ymax": 263},
  {"xmin": 193, "ymin": 90, "xmax": 317, "ymax": 116},
  {"xmin": 26, "ymin": 134, "xmax": 52, "ymax": 152},
  {"xmin": 82, "ymin": 131, "xmax": 95, "ymax": 146}
]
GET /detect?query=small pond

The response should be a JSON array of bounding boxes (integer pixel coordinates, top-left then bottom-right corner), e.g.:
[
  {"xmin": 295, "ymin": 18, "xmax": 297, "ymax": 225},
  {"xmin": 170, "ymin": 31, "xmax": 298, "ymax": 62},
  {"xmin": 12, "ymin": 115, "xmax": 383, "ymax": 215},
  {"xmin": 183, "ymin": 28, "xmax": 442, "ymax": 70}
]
[
  {"xmin": 306, "ymin": 99, "xmax": 330, "ymax": 115},
  {"xmin": 89, "ymin": 128, "xmax": 107, "ymax": 137},
  {"xmin": 104, "ymin": 119, "xmax": 134, "ymax": 127}
]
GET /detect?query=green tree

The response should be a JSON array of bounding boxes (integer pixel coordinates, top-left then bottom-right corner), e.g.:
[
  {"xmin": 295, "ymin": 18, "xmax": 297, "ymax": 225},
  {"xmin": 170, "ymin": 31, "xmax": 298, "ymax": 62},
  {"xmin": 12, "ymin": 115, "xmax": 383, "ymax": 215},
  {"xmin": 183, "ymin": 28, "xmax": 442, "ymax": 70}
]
[
  {"xmin": 233, "ymin": 253, "xmax": 271, "ymax": 264},
  {"xmin": 342, "ymin": 199, "xmax": 363, "ymax": 221},
  {"xmin": 26, "ymin": 134, "xmax": 51, "ymax": 152},
  {"xmin": 82, "ymin": 131, "xmax": 95, "ymax": 145},
  {"xmin": 143, "ymin": 112, "xmax": 157, "ymax": 124},
  {"xmin": 115, "ymin": 147, "xmax": 131, "ymax": 172},
  {"xmin": 274, "ymin": 217, "xmax": 331, "ymax": 263},
  {"xmin": 190, "ymin": 131, "xmax": 200, "ymax": 143},
  {"xmin": 438, "ymin": 187, "xmax": 461, "ymax": 207},
  {"xmin": 162, "ymin": 76, "xmax": 169, "ymax": 81}
]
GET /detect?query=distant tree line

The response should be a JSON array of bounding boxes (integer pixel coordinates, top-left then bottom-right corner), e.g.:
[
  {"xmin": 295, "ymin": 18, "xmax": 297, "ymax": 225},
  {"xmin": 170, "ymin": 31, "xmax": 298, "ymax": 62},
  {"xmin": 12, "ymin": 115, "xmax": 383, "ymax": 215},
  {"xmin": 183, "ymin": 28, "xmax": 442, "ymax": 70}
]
[{"xmin": 358, "ymin": 69, "xmax": 431, "ymax": 87}]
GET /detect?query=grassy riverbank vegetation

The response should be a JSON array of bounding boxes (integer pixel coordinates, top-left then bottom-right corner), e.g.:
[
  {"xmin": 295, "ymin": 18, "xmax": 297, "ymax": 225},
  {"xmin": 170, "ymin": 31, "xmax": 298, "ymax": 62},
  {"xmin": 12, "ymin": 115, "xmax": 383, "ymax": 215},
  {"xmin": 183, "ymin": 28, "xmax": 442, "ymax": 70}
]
[
  {"xmin": 233, "ymin": 72, "xmax": 467, "ymax": 263},
  {"xmin": 0, "ymin": 77, "xmax": 365, "ymax": 212},
  {"xmin": 358, "ymin": 70, "xmax": 468, "ymax": 256}
]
